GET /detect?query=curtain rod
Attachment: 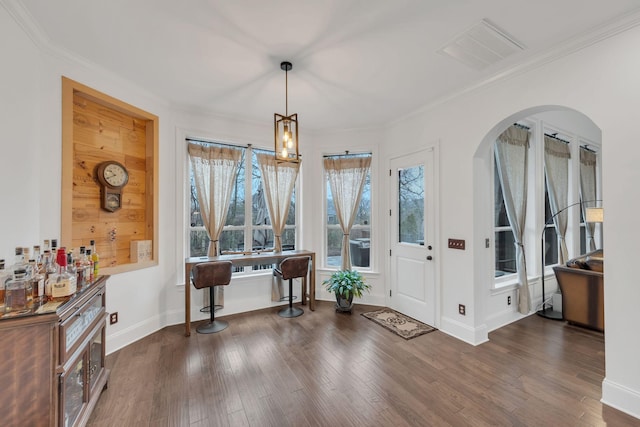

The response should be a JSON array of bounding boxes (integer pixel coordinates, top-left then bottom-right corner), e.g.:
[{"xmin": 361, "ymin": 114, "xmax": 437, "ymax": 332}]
[
  {"xmin": 186, "ymin": 138, "xmax": 248, "ymax": 150},
  {"xmin": 544, "ymin": 133, "xmax": 570, "ymax": 144},
  {"xmin": 323, "ymin": 151, "xmax": 372, "ymax": 158},
  {"xmin": 581, "ymin": 144, "xmax": 597, "ymax": 153},
  {"xmin": 512, "ymin": 123, "xmax": 530, "ymax": 130}
]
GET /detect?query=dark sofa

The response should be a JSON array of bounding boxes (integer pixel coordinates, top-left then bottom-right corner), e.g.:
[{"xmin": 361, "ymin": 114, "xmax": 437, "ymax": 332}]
[{"xmin": 552, "ymin": 249, "xmax": 604, "ymax": 332}]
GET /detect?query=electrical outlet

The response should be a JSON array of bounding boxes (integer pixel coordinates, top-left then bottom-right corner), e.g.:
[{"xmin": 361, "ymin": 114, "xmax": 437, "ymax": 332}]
[
  {"xmin": 507, "ymin": 296, "xmax": 512, "ymax": 305},
  {"xmin": 110, "ymin": 312, "xmax": 118, "ymax": 325},
  {"xmin": 458, "ymin": 304, "xmax": 466, "ymax": 315}
]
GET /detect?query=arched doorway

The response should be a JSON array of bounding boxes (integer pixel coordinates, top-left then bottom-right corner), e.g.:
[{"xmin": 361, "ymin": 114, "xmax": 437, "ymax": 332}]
[{"xmin": 472, "ymin": 106, "xmax": 602, "ymax": 334}]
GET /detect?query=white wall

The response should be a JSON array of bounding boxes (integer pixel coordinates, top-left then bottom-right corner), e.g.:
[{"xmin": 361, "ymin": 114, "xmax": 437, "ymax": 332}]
[
  {"xmin": 2, "ymin": 3, "xmax": 640, "ymax": 418},
  {"xmin": 0, "ymin": 7, "xmax": 41, "ymax": 255}
]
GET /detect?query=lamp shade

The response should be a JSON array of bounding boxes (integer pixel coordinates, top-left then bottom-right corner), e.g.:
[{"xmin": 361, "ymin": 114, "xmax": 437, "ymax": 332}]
[{"xmin": 585, "ymin": 207, "xmax": 604, "ymax": 223}]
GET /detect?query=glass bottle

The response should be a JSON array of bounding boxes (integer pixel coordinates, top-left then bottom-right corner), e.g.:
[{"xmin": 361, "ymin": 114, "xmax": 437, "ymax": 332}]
[
  {"xmin": 30, "ymin": 259, "xmax": 45, "ymax": 303},
  {"xmin": 10, "ymin": 247, "xmax": 30, "ymax": 280},
  {"xmin": 5, "ymin": 268, "xmax": 30, "ymax": 314},
  {"xmin": 22, "ymin": 247, "xmax": 31, "ymax": 270},
  {"xmin": 47, "ymin": 248, "xmax": 77, "ymax": 300},
  {"xmin": 90, "ymin": 240, "xmax": 99, "ymax": 278},
  {"xmin": 45, "ymin": 250, "xmax": 59, "ymax": 301},
  {"xmin": 85, "ymin": 249, "xmax": 94, "ymax": 283},
  {"xmin": 66, "ymin": 250, "xmax": 77, "ymax": 285},
  {"xmin": 75, "ymin": 246, "xmax": 88, "ymax": 287},
  {"xmin": 33, "ymin": 245, "xmax": 41, "ymax": 264},
  {"xmin": 51, "ymin": 239, "xmax": 58, "ymax": 258},
  {"xmin": 26, "ymin": 259, "xmax": 38, "ymax": 304}
]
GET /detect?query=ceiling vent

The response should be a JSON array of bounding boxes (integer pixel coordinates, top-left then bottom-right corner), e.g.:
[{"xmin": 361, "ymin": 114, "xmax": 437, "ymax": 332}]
[{"xmin": 438, "ymin": 19, "xmax": 525, "ymax": 70}]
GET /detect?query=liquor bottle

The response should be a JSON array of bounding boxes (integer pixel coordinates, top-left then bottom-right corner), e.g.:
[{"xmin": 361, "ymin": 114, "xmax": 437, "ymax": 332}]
[
  {"xmin": 0, "ymin": 259, "xmax": 8, "ymax": 312},
  {"xmin": 30, "ymin": 259, "xmax": 45, "ymax": 303},
  {"xmin": 90, "ymin": 240, "xmax": 99, "ymax": 278},
  {"xmin": 27, "ymin": 259, "xmax": 38, "ymax": 303},
  {"xmin": 22, "ymin": 247, "xmax": 31, "ymax": 270},
  {"xmin": 46, "ymin": 248, "xmax": 77, "ymax": 300},
  {"xmin": 76, "ymin": 246, "xmax": 92, "ymax": 287},
  {"xmin": 33, "ymin": 245, "xmax": 41, "ymax": 267},
  {"xmin": 10, "ymin": 247, "xmax": 27, "ymax": 277},
  {"xmin": 86, "ymin": 249, "xmax": 95, "ymax": 283},
  {"xmin": 44, "ymin": 250, "xmax": 59, "ymax": 301},
  {"xmin": 5, "ymin": 269, "xmax": 30, "ymax": 314},
  {"xmin": 51, "ymin": 239, "xmax": 58, "ymax": 258},
  {"xmin": 66, "ymin": 250, "xmax": 77, "ymax": 284}
]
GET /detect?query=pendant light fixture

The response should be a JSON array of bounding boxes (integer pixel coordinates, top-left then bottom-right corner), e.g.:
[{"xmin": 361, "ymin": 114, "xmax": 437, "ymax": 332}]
[{"xmin": 274, "ymin": 61, "xmax": 300, "ymax": 163}]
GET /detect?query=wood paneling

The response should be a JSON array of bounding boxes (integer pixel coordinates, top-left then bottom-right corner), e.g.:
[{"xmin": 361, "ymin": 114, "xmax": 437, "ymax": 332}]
[
  {"xmin": 61, "ymin": 77, "xmax": 158, "ymax": 274},
  {"xmin": 87, "ymin": 302, "xmax": 640, "ymax": 426}
]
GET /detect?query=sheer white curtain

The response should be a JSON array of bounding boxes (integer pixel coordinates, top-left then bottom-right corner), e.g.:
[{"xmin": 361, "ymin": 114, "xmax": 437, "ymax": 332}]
[
  {"xmin": 188, "ymin": 142, "xmax": 242, "ymax": 308},
  {"xmin": 188, "ymin": 142, "xmax": 243, "ymax": 256},
  {"xmin": 324, "ymin": 155, "xmax": 371, "ymax": 271},
  {"xmin": 544, "ymin": 136, "xmax": 571, "ymax": 264},
  {"xmin": 580, "ymin": 147, "xmax": 598, "ymax": 251},
  {"xmin": 256, "ymin": 154, "xmax": 300, "ymax": 301},
  {"xmin": 256, "ymin": 153, "xmax": 300, "ymax": 252},
  {"xmin": 495, "ymin": 126, "xmax": 531, "ymax": 314}
]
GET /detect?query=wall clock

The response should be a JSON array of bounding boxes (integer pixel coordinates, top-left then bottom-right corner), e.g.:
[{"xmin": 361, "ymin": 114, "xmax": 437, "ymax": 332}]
[{"xmin": 95, "ymin": 161, "xmax": 129, "ymax": 212}]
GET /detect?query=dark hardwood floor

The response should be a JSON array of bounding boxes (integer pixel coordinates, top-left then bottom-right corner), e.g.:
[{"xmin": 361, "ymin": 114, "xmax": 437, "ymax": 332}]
[{"xmin": 88, "ymin": 301, "xmax": 639, "ymax": 426}]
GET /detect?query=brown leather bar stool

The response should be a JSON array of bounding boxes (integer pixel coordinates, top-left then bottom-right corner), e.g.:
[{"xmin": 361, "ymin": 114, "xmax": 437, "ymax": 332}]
[
  {"xmin": 274, "ymin": 256, "xmax": 310, "ymax": 318},
  {"xmin": 191, "ymin": 261, "xmax": 232, "ymax": 333}
]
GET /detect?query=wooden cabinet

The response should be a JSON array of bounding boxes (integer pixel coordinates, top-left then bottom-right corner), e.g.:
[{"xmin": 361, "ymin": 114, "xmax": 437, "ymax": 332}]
[{"xmin": 0, "ymin": 276, "xmax": 109, "ymax": 427}]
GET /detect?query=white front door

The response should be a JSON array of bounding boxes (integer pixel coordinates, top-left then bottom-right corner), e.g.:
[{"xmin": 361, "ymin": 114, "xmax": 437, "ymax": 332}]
[{"xmin": 390, "ymin": 149, "xmax": 436, "ymax": 326}]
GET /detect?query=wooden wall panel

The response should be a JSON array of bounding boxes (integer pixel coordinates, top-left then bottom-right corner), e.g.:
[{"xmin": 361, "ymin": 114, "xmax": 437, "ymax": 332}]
[{"xmin": 62, "ymin": 77, "xmax": 159, "ymax": 275}]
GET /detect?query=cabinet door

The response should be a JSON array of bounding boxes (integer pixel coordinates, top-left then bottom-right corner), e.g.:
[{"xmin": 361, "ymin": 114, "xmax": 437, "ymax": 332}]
[
  {"xmin": 59, "ymin": 288, "xmax": 105, "ymax": 362},
  {"xmin": 88, "ymin": 325, "xmax": 105, "ymax": 392},
  {"xmin": 60, "ymin": 350, "xmax": 87, "ymax": 427}
]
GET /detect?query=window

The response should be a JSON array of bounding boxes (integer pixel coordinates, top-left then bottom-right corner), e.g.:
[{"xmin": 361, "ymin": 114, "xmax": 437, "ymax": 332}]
[
  {"xmin": 493, "ymin": 122, "xmax": 601, "ymax": 287},
  {"xmin": 325, "ymin": 154, "xmax": 372, "ymax": 269},
  {"xmin": 494, "ymin": 166, "xmax": 516, "ymax": 277},
  {"xmin": 188, "ymin": 141, "xmax": 297, "ymax": 273},
  {"xmin": 543, "ymin": 184, "xmax": 558, "ymax": 266}
]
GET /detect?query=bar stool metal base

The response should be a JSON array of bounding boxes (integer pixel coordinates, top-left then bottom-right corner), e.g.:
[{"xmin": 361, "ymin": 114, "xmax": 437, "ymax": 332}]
[
  {"xmin": 278, "ymin": 306, "xmax": 303, "ymax": 318},
  {"xmin": 196, "ymin": 319, "xmax": 229, "ymax": 334}
]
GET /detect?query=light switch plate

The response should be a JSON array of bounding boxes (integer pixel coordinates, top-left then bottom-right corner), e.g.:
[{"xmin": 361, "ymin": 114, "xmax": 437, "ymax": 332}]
[{"xmin": 448, "ymin": 238, "xmax": 465, "ymax": 250}]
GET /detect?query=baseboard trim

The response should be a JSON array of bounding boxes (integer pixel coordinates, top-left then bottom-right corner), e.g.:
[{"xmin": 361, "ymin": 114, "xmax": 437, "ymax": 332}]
[
  {"xmin": 602, "ymin": 378, "xmax": 640, "ymax": 420},
  {"xmin": 485, "ymin": 307, "xmax": 528, "ymax": 332},
  {"xmin": 439, "ymin": 316, "xmax": 488, "ymax": 346}
]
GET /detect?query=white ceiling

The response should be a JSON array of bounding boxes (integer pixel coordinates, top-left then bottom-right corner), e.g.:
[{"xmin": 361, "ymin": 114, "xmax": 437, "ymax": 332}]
[{"xmin": 13, "ymin": 0, "xmax": 640, "ymax": 130}]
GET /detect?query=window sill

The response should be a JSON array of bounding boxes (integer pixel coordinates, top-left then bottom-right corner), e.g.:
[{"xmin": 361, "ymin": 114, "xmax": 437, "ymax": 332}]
[{"xmin": 491, "ymin": 280, "xmax": 519, "ymax": 295}]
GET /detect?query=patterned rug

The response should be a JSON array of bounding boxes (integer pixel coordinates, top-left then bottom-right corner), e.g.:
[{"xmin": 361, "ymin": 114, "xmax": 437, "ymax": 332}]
[{"xmin": 361, "ymin": 308, "xmax": 436, "ymax": 340}]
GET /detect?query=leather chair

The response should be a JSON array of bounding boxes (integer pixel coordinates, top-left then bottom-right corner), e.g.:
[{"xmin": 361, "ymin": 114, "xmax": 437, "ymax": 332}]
[
  {"xmin": 191, "ymin": 261, "xmax": 232, "ymax": 333},
  {"xmin": 274, "ymin": 256, "xmax": 310, "ymax": 318}
]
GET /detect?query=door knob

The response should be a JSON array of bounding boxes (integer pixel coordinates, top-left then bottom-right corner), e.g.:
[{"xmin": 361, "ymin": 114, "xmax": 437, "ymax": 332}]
[
  {"xmin": 427, "ymin": 245, "xmax": 432, "ymax": 250},
  {"xmin": 426, "ymin": 256, "xmax": 433, "ymax": 261}
]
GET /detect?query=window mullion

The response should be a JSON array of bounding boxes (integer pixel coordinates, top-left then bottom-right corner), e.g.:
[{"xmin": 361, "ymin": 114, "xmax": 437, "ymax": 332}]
[{"xmin": 244, "ymin": 147, "xmax": 253, "ymax": 271}]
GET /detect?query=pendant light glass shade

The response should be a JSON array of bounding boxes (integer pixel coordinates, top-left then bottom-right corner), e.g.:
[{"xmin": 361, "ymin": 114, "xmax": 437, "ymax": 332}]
[{"xmin": 274, "ymin": 61, "xmax": 300, "ymax": 163}]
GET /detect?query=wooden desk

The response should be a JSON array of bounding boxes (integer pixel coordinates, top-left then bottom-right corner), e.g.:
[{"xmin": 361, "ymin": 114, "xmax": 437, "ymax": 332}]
[{"xmin": 184, "ymin": 250, "xmax": 316, "ymax": 336}]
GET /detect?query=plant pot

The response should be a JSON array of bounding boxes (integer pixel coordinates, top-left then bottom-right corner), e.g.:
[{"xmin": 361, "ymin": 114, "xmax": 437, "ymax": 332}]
[{"xmin": 335, "ymin": 294, "xmax": 354, "ymax": 313}]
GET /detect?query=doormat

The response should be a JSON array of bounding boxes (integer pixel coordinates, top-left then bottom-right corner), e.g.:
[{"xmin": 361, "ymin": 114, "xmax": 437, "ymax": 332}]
[{"xmin": 361, "ymin": 308, "xmax": 436, "ymax": 340}]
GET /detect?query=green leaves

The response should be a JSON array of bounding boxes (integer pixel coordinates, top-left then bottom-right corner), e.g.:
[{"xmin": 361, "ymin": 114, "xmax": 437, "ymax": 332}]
[{"xmin": 322, "ymin": 270, "xmax": 371, "ymax": 298}]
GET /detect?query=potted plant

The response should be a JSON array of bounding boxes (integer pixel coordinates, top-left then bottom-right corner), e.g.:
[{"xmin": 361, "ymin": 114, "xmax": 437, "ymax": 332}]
[{"xmin": 323, "ymin": 269, "xmax": 371, "ymax": 313}]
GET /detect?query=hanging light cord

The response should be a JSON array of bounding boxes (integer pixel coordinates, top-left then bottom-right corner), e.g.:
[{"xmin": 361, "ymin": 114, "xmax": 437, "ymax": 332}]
[{"xmin": 285, "ymin": 67, "xmax": 288, "ymax": 116}]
